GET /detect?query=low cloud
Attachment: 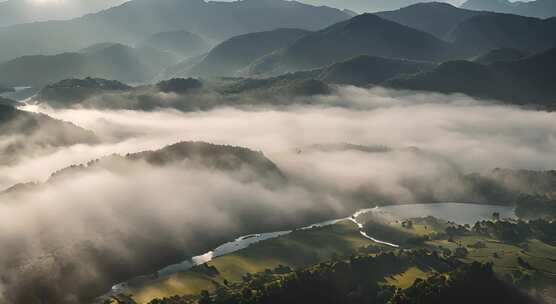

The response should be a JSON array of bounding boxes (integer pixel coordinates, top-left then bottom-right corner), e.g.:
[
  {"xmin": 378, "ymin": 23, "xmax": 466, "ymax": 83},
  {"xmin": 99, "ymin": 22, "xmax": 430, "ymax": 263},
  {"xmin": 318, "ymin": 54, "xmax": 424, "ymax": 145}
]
[{"xmin": 1, "ymin": 86, "xmax": 555, "ymax": 303}]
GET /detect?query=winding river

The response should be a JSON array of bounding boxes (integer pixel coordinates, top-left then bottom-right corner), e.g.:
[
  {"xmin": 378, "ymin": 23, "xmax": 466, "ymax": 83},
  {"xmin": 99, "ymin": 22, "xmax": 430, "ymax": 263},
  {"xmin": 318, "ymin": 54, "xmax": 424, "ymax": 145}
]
[{"xmin": 111, "ymin": 202, "xmax": 515, "ymax": 293}]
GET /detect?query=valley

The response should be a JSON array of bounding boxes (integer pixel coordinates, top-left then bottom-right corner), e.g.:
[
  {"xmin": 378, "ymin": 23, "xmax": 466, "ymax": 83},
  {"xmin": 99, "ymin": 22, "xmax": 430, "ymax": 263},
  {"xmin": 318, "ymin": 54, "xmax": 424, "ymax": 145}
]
[{"xmin": 1, "ymin": 0, "xmax": 555, "ymax": 303}]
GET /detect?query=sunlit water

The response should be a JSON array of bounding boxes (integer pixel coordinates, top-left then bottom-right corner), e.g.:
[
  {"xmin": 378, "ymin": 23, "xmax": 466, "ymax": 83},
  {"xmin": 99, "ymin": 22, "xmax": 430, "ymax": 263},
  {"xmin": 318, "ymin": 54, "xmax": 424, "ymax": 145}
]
[{"xmin": 110, "ymin": 202, "xmax": 515, "ymax": 293}]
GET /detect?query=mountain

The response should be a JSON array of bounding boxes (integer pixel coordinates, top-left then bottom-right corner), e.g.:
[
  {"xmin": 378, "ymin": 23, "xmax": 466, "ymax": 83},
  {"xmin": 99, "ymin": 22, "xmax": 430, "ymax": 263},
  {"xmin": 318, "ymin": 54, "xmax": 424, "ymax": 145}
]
[
  {"xmin": 0, "ymin": 104, "xmax": 98, "ymax": 165},
  {"xmin": 34, "ymin": 55, "xmax": 435, "ymax": 111},
  {"xmin": 297, "ymin": 0, "xmax": 461, "ymax": 13},
  {"xmin": 0, "ymin": 43, "xmax": 176, "ymax": 87},
  {"xmin": 0, "ymin": 97, "xmax": 18, "ymax": 107},
  {"xmin": 449, "ymin": 13, "xmax": 556, "ymax": 55},
  {"xmin": 246, "ymin": 14, "xmax": 460, "ymax": 76},
  {"xmin": 375, "ymin": 2, "xmax": 483, "ymax": 39},
  {"xmin": 128, "ymin": 142, "xmax": 285, "ymax": 181},
  {"xmin": 385, "ymin": 48, "xmax": 556, "ymax": 107},
  {"xmin": 473, "ymin": 48, "xmax": 529, "ymax": 65},
  {"xmin": 5, "ymin": 141, "xmax": 285, "ymax": 195},
  {"xmin": 186, "ymin": 28, "xmax": 311, "ymax": 77},
  {"xmin": 159, "ymin": 53, "xmax": 209, "ymax": 80},
  {"xmin": 316, "ymin": 55, "xmax": 434, "ymax": 86},
  {"xmin": 0, "ymin": 84, "xmax": 14, "ymax": 94},
  {"xmin": 36, "ymin": 78, "xmax": 132, "ymax": 106},
  {"xmin": 222, "ymin": 77, "xmax": 332, "ymax": 99},
  {"xmin": 136, "ymin": 30, "xmax": 210, "ymax": 58},
  {"xmin": 0, "ymin": 0, "xmax": 351, "ymax": 64},
  {"xmin": 462, "ymin": 0, "xmax": 556, "ymax": 19}
]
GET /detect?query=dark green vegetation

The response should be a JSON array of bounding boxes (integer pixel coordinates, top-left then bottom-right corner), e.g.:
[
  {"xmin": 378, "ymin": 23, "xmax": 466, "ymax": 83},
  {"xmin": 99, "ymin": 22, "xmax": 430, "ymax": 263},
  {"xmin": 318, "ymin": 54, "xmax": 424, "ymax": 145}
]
[
  {"xmin": 156, "ymin": 79, "xmax": 203, "ymax": 94},
  {"xmin": 136, "ymin": 30, "xmax": 210, "ymax": 58},
  {"xmin": 462, "ymin": 0, "xmax": 556, "ymax": 18},
  {"xmin": 34, "ymin": 76, "xmax": 333, "ymax": 111},
  {"xmin": 515, "ymin": 194, "xmax": 556, "ymax": 220},
  {"xmin": 0, "ymin": 43, "xmax": 177, "ymax": 87},
  {"xmin": 128, "ymin": 142, "xmax": 285, "ymax": 182},
  {"xmin": 106, "ymin": 215, "xmax": 555, "ymax": 304},
  {"xmin": 316, "ymin": 56, "xmax": 433, "ymax": 86},
  {"xmin": 35, "ymin": 53, "xmax": 436, "ymax": 110},
  {"xmin": 473, "ymin": 48, "xmax": 529, "ymax": 65},
  {"xmin": 389, "ymin": 262, "xmax": 537, "ymax": 304},
  {"xmin": 0, "ymin": 0, "xmax": 351, "ymax": 64},
  {"xmin": 0, "ymin": 104, "xmax": 98, "ymax": 165},
  {"xmin": 386, "ymin": 48, "xmax": 556, "ymax": 107},
  {"xmin": 31, "ymin": 54, "xmax": 434, "ymax": 110},
  {"xmin": 113, "ymin": 221, "xmax": 381, "ymax": 303},
  {"xmin": 185, "ymin": 29, "xmax": 311, "ymax": 77},
  {"xmin": 37, "ymin": 78, "xmax": 132, "ymax": 105}
]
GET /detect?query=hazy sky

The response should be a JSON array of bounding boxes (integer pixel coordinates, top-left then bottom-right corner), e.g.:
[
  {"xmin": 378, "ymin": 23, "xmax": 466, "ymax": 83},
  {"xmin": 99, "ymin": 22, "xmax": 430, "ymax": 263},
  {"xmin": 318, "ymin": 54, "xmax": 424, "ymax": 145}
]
[
  {"xmin": 0, "ymin": 0, "xmax": 129, "ymax": 26},
  {"xmin": 0, "ymin": 0, "xmax": 469, "ymax": 27}
]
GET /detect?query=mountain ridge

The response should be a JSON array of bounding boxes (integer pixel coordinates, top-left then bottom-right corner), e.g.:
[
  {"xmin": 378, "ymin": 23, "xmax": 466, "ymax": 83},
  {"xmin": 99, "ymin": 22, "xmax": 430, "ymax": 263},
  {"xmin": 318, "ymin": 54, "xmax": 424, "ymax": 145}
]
[{"xmin": 0, "ymin": 0, "xmax": 351, "ymax": 64}]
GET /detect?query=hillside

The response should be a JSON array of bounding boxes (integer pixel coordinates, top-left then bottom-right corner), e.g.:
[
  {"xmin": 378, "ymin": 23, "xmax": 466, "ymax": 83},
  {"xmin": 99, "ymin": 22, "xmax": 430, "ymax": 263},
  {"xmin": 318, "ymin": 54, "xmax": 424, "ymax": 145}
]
[
  {"xmin": 186, "ymin": 28, "xmax": 311, "ymax": 77},
  {"xmin": 5, "ymin": 141, "xmax": 286, "ymax": 196},
  {"xmin": 33, "ymin": 53, "xmax": 436, "ymax": 111},
  {"xmin": 0, "ymin": 0, "xmax": 351, "ymax": 64},
  {"xmin": 0, "ymin": 97, "xmax": 18, "ymax": 107},
  {"xmin": 129, "ymin": 142, "xmax": 285, "ymax": 181},
  {"xmin": 0, "ymin": 43, "xmax": 176, "ymax": 87},
  {"xmin": 462, "ymin": 0, "xmax": 556, "ymax": 19},
  {"xmin": 317, "ymin": 55, "xmax": 434, "ymax": 86},
  {"xmin": 449, "ymin": 13, "xmax": 556, "ymax": 55},
  {"xmin": 136, "ymin": 30, "xmax": 210, "ymax": 58},
  {"xmin": 247, "ymin": 14, "xmax": 459, "ymax": 76},
  {"xmin": 36, "ymin": 78, "xmax": 132, "ymax": 106},
  {"xmin": 473, "ymin": 48, "xmax": 529, "ymax": 65},
  {"xmin": 376, "ymin": 2, "xmax": 483, "ymax": 39},
  {"xmin": 0, "ymin": 105, "xmax": 98, "ymax": 165},
  {"xmin": 106, "ymin": 214, "xmax": 555, "ymax": 304},
  {"xmin": 0, "ymin": 84, "xmax": 14, "ymax": 94},
  {"xmin": 385, "ymin": 48, "xmax": 556, "ymax": 107}
]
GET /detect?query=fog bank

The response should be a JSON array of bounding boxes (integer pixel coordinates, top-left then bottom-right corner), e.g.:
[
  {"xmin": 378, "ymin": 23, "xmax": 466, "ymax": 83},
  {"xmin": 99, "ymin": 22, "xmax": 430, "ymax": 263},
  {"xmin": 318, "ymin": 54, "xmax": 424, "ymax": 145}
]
[{"xmin": 1, "ymin": 86, "xmax": 555, "ymax": 303}]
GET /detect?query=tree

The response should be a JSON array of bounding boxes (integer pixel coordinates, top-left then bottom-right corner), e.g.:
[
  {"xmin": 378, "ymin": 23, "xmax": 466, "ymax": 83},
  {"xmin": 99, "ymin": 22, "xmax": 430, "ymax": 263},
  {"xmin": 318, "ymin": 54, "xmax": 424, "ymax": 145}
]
[{"xmin": 199, "ymin": 290, "xmax": 212, "ymax": 304}]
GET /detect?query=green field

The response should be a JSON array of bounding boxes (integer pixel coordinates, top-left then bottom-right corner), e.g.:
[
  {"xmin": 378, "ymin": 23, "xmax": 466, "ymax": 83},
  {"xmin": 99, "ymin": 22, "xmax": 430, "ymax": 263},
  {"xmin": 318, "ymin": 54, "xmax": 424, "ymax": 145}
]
[
  {"xmin": 116, "ymin": 214, "xmax": 556, "ymax": 304},
  {"xmin": 128, "ymin": 221, "xmax": 386, "ymax": 303}
]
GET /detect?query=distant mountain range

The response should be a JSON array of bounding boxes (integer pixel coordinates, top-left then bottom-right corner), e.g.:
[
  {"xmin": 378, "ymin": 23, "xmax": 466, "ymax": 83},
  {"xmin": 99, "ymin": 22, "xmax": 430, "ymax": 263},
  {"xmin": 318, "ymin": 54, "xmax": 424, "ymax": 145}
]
[
  {"xmin": 0, "ymin": 0, "xmax": 351, "ymax": 64},
  {"xmin": 386, "ymin": 48, "xmax": 556, "ymax": 107},
  {"xmin": 375, "ymin": 2, "xmax": 483, "ymax": 39},
  {"xmin": 375, "ymin": 3, "xmax": 556, "ymax": 54},
  {"xmin": 135, "ymin": 4, "xmax": 556, "ymax": 83},
  {"xmin": 184, "ymin": 28, "xmax": 311, "ymax": 77},
  {"xmin": 245, "ymin": 13, "xmax": 460, "ymax": 76},
  {"xmin": 296, "ymin": 0, "xmax": 462, "ymax": 13},
  {"xmin": 0, "ymin": 43, "xmax": 177, "ymax": 87},
  {"xmin": 449, "ymin": 12, "xmax": 556, "ymax": 54},
  {"xmin": 462, "ymin": 0, "xmax": 556, "ymax": 18}
]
